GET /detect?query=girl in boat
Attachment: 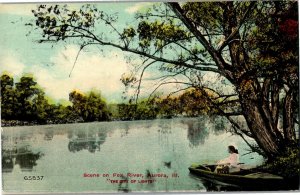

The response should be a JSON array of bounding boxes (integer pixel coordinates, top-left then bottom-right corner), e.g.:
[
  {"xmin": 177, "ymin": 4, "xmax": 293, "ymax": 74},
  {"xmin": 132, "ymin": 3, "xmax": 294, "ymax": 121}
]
[{"xmin": 215, "ymin": 145, "xmax": 240, "ymax": 173}]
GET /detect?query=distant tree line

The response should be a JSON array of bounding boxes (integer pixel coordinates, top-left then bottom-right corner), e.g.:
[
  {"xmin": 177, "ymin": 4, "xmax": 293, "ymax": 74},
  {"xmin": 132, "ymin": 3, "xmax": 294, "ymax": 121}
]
[
  {"xmin": 1, "ymin": 74, "xmax": 110, "ymax": 125},
  {"xmin": 116, "ymin": 89, "xmax": 223, "ymax": 121},
  {"xmin": 1, "ymin": 73, "xmax": 224, "ymax": 125}
]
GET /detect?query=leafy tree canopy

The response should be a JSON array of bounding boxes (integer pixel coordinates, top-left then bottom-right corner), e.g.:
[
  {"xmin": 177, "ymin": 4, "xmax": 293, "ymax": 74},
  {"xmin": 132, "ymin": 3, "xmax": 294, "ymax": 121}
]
[{"xmin": 31, "ymin": 1, "xmax": 298, "ymax": 159}]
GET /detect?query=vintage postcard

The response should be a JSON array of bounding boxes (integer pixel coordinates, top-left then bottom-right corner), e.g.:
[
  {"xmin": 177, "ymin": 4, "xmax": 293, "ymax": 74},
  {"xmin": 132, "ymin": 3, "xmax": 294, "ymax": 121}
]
[{"xmin": 1, "ymin": 0, "xmax": 299, "ymax": 193}]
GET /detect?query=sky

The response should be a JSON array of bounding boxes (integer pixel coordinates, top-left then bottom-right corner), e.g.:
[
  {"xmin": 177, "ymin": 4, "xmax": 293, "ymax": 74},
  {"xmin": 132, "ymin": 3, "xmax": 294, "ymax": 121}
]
[
  {"xmin": 0, "ymin": 2, "xmax": 156, "ymax": 103},
  {"xmin": 0, "ymin": 2, "xmax": 235, "ymax": 104}
]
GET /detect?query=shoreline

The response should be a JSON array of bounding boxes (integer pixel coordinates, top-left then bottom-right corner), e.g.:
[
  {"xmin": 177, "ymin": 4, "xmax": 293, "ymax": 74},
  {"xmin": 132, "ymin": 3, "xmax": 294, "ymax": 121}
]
[
  {"xmin": 1, "ymin": 119, "xmax": 78, "ymax": 127},
  {"xmin": 1, "ymin": 116, "xmax": 199, "ymax": 127}
]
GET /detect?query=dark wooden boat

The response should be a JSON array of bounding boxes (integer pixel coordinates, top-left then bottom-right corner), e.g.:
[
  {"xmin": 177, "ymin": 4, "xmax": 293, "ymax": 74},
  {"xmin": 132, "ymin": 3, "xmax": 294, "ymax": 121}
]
[{"xmin": 189, "ymin": 163, "xmax": 286, "ymax": 190}]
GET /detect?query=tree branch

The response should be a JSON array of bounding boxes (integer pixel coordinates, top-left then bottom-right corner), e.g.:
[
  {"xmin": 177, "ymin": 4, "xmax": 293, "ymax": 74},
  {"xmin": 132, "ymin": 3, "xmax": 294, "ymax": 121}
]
[
  {"xmin": 166, "ymin": 86, "xmax": 193, "ymax": 98},
  {"xmin": 224, "ymin": 111, "xmax": 243, "ymax": 116},
  {"xmin": 135, "ymin": 60, "xmax": 157, "ymax": 103},
  {"xmin": 218, "ymin": 1, "xmax": 256, "ymax": 52},
  {"xmin": 148, "ymin": 81, "xmax": 194, "ymax": 99},
  {"xmin": 174, "ymin": 42, "xmax": 216, "ymax": 66},
  {"xmin": 69, "ymin": 43, "xmax": 89, "ymax": 77},
  {"xmin": 167, "ymin": 2, "xmax": 234, "ymax": 80}
]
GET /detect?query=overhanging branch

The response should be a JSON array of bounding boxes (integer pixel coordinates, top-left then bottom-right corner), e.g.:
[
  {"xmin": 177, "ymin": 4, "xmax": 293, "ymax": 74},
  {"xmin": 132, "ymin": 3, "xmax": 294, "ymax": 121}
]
[
  {"xmin": 218, "ymin": 1, "xmax": 256, "ymax": 52},
  {"xmin": 167, "ymin": 2, "xmax": 233, "ymax": 80}
]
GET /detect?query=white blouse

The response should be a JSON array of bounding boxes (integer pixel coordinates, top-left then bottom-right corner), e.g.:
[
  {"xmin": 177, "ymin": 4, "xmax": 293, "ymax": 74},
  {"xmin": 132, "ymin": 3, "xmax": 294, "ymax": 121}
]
[{"xmin": 217, "ymin": 153, "xmax": 239, "ymax": 168}]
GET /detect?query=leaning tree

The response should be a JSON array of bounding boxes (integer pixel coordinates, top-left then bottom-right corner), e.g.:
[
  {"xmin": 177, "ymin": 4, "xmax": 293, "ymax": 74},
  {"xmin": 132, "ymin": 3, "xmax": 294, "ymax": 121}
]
[{"xmin": 30, "ymin": 1, "xmax": 298, "ymax": 159}]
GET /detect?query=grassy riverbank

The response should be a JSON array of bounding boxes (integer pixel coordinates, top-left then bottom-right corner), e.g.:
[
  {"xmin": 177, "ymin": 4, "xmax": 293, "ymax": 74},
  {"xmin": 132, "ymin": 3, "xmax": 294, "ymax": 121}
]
[{"xmin": 257, "ymin": 146, "xmax": 299, "ymax": 190}]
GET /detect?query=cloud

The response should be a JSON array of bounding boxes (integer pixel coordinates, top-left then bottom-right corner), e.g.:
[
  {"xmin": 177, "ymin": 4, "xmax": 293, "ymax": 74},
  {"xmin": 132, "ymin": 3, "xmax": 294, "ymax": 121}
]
[
  {"xmin": 34, "ymin": 45, "xmax": 129, "ymax": 101},
  {"xmin": 0, "ymin": 46, "xmax": 236, "ymax": 103},
  {"xmin": 0, "ymin": 4, "xmax": 36, "ymax": 16},
  {"xmin": 125, "ymin": 2, "xmax": 152, "ymax": 14},
  {"xmin": 0, "ymin": 45, "xmax": 130, "ymax": 102},
  {"xmin": 0, "ymin": 55, "xmax": 25, "ymax": 76},
  {"xmin": 133, "ymin": 72, "xmax": 190, "ymax": 99}
]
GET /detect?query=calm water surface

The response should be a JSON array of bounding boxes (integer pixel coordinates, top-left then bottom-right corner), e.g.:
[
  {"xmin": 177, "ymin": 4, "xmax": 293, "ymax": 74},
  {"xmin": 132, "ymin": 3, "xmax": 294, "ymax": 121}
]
[{"xmin": 2, "ymin": 117, "xmax": 264, "ymax": 193}]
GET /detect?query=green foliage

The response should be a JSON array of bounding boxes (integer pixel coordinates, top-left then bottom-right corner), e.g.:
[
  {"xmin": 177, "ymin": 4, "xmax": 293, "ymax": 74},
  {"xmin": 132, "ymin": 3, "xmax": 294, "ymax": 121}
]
[
  {"xmin": 121, "ymin": 27, "xmax": 136, "ymax": 42},
  {"xmin": 155, "ymin": 96, "xmax": 180, "ymax": 118},
  {"xmin": 247, "ymin": 1, "xmax": 298, "ymax": 89},
  {"xmin": 137, "ymin": 20, "xmax": 191, "ymax": 50},
  {"xmin": 116, "ymin": 89, "xmax": 218, "ymax": 121},
  {"xmin": 1, "ymin": 73, "xmax": 109, "ymax": 125},
  {"xmin": 31, "ymin": 4, "xmax": 122, "ymax": 43},
  {"xmin": 1, "ymin": 74, "xmax": 16, "ymax": 119},
  {"xmin": 154, "ymin": 88, "xmax": 218, "ymax": 118},
  {"xmin": 117, "ymin": 103, "xmax": 137, "ymax": 120},
  {"xmin": 259, "ymin": 146, "xmax": 300, "ymax": 178},
  {"xmin": 178, "ymin": 89, "xmax": 217, "ymax": 116},
  {"xmin": 31, "ymin": 91, "xmax": 50, "ymax": 123},
  {"xmin": 14, "ymin": 75, "xmax": 41, "ymax": 121},
  {"xmin": 117, "ymin": 99, "xmax": 158, "ymax": 121},
  {"xmin": 33, "ymin": 4, "xmax": 98, "ymax": 41},
  {"xmin": 30, "ymin": 2, "xmax": 298, "ymax": 159},
  {"xmin": 69, "ymin": 90, "xmax": 110, "ymax": 122},
  {"xmin": 2, "ymin": 73, "xmax": 219, "ymax": 124},
  {"xmin": 182, "ymin": 2, "xmax": 223, "ymax": 32}
]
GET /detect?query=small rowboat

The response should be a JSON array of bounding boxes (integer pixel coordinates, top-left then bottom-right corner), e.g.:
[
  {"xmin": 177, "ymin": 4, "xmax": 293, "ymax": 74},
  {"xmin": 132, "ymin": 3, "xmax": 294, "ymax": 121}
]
[{"xmin": 189, "ymin": 163, "xmax": 286, "ymax": 190}]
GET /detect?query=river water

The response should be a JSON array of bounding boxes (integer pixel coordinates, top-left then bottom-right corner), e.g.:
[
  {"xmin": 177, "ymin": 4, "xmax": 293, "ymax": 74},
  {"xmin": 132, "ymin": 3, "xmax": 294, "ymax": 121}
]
[{"xmin": 2, "ymin": 117, "xmax": 264, "ymax": 193}]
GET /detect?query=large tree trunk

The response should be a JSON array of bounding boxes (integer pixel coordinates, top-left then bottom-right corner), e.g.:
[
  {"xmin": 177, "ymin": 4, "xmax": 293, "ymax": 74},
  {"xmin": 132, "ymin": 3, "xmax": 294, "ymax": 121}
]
[
  {"xmin": 283, "ymin": 89, "xmax": 296, "ymax": 143},
  {"xmin": 222, "ymin": 3, "xmax": 286, "ymax": 158},
  {"xmin": 237, "ymin": 79, "xmax": 284, "ymax": 158},
  {"xmin": 168, "ymin": 2, "xmax": 296, "ymax": 159}
]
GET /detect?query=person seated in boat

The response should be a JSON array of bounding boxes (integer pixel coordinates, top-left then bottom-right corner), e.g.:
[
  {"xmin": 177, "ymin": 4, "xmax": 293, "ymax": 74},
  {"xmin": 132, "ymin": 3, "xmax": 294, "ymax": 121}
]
[{"xmin": 215, "ymin": 145, "xmax": 240, "ymax": 173}]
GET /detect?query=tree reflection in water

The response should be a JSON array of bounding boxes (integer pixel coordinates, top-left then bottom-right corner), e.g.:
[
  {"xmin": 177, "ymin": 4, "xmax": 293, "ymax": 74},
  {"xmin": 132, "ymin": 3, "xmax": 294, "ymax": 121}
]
[
  {"xmin": 2, "ymin": 155, "xmax": 14, "ymax": 173},
  {"xmin": 117, "ymin": 175, "xmax": 131, "ymax": 192},
  {"xmin": 15, "ymin": 152, "xmax": 43, "ymax": 171},
  {"xmin": 68, "ymin": 131, "xmax": 107, "ymax": 153},
  {"xmin": 44, "ymin": 128, "xmax": 54, "ymax": 141},
  {"xmin": 120, "ymin": 123, "xmax": 130, "ymax": 138},
  {"xmin": 183, "ymin": 116, "xmax": 230, "ymax": 147},
  {"xmin": 2, "ymin": 147, "xmax": 43, "ymax": 172},
  {"xmin": 182, "ymin": 119, "xmax": 209, "ymax": 147}
]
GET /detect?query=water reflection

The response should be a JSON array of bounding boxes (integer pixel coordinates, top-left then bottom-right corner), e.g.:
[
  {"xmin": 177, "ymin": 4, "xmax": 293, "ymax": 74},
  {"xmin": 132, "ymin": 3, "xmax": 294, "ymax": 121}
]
[
  {"xmin": 120, "ymin": 123, "xmax": 130, "ymax": 138},
  {"xmin": 163, "ymin": 161, "xmax": 171, "ymax": 168},
  {"xmin": 2, "ymin": 155, "xmax": 14, "ymax": 173},
  {"xmin": 182, "ymin": 119, "xmax": 209, "ymax": 147},
  {"xmin": 157, "ymin": 128, "xmax": 172, "ymax": 153},
  {"xmin": 200, "ymin": 179, "xmax": 241, "ymax": 191},
  {"xmin": 2, "ymin": 131, "xmax": 44, "ymax": 172},
  {"xmin": 2, "ymin": 147, "xmax": 43, "ymax": 172},
  {"xmin": 15, "ymin": 151, "xmax": 43, "ymax": 172},
  {"xmin": 117, "ymin": 175, "xmax": 130, "ymax": 192},
  {"xmin": 44, "ymin": 129, "xmax": 54, "ymax": 141},
  {"xmin": 210, "ymin": 116, "xmax": 230, "ymax": 135},
  {"xmin": 182, "ymin": 116, "xmax": 230, "ymax": 147},
  {"xmin": 68, "ymin": 131, "xmax": 107, "ymax": 153},
  {"xmin": 189, "ymin": 173, "xmax": 241, "ymax": 192},
  {"xmin": 2, "ymin": 118, "xmax": 264, "ymax": 192}
]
